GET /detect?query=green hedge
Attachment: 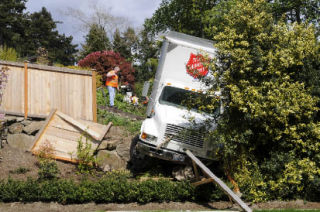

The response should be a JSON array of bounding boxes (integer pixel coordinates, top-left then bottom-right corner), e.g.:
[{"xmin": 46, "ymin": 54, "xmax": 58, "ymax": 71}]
[{"xmin": 0, "ymin": 176, "xmax": 226, "ymax": 204}]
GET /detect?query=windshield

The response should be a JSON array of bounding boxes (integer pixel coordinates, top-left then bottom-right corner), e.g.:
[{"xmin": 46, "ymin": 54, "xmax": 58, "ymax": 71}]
[{"xmin": 159, "ymin": 86, "xmax": 219, "ymax": 113}]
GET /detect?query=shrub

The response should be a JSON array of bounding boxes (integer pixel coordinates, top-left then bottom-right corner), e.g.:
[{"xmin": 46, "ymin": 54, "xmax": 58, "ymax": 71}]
[
  {"xmin": 34, "ymin": 140, "xmax": 60, "ymax": 180},
  {"xmin": 0, "ymin": 175, "xmax": 208, "ymax": 204},
  {"xmin": 76, "ymin": 136, "xmax": 98, "ymax": 174},
  {"xmin": 201, "ymin": 0, "xmax": 320, "ymax": 202},
  {"xmin": 98, "ymin": 109, "xmax": 142, "ymax": 134},
  {"xmin": 37, "ymin": 160, "xmax": 60, "ymax": 180},
  {"xmin": 9, "ymin": 167, "xmax": 30, "ymax": 175},
  {"xmin": 0, "ymin": 46, "xmax": 18, "ymax": 61}
]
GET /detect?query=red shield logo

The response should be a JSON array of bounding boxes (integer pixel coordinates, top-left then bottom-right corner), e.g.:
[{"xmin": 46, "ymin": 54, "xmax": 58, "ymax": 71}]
[{"xmin": 186, "ymin": 53, "xmax": 209, "ymax": 79}]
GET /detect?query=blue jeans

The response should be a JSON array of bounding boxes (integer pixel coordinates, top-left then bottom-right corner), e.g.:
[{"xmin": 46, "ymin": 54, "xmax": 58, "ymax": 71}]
[{"xmin": 107, "ymin": 86, "xmax": 116, "ymax": 106}]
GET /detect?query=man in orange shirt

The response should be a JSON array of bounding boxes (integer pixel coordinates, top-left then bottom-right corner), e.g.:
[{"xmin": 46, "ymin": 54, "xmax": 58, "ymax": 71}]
[{"xmin": 106, "ymin": 66, "xmax": 120, "ymax": 107}]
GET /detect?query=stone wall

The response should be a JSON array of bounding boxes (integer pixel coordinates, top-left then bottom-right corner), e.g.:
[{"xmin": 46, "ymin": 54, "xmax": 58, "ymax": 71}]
[{"xmin": 0, "ymin": 115, "xmax": 45, "ymax": 151}]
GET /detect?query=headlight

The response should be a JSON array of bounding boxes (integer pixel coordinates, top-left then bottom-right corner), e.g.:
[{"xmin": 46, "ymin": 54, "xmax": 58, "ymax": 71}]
[{"xmin": 141, "ymin": 132, "xmax": 157, "ymax": 141}]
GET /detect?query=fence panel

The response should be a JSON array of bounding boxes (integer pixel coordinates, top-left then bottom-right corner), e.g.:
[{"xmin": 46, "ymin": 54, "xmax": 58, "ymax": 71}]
[{"xmin": 0, "ymin": 61, "xmax": 96, "ymax": 121}]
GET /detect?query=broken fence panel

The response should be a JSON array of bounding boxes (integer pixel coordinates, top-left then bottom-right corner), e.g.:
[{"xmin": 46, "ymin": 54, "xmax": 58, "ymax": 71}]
[{"xmin": 30, "ymin": 110, "xmax": 110, "ymax": 163}]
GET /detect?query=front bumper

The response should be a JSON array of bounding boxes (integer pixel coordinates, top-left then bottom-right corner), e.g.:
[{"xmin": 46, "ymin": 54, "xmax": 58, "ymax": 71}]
[{"xmin": 136, "ymin": 140, "xmax": 189, "ymax": 164}]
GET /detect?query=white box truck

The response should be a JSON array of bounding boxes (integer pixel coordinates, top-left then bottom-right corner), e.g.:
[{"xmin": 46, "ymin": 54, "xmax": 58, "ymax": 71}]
[{"xmin": 134, "ymin": 31, "xmax": 220, "ymax": 163}]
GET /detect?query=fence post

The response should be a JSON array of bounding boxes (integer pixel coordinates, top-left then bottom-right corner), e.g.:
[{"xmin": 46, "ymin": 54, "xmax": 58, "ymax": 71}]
[
  {"xmin": 24, "ymin": 61, "xmax": 28, "ymax": 119},
  {"xmin": 92, "ymin": 70, "xmax": 97, "ymax": 122}
]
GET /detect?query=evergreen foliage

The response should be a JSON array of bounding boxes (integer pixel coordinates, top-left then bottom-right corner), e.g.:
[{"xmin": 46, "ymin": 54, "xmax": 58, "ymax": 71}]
[
  {"xmin": 144, "ymin": 0, "xmax": 217, "ymax": 38},
  {"xmin": 0, "ymin": 174, "xmax": 227, "ymax": 203},
  {"xmin": 0, "ymin": 2, "xmax": 77, "ymax": 65},
  {"xmin": 79, "ymin": 24, "xmax": 111, "ymax": 60},
  {"xmin": 134, "ymin": 29, "xmax": 160, "ymax": 82},
  {"xmin": 0, "ymin": 0, "xmax": 26, "ymax": 48},
  {"xmin": 0, "ymin": 46, "xmax": 18, "ymax": 61},
  {"xmin": 201, "ymin": 0, "xmax": 320, "ymax": 201},
  {"xmin": 112, "ymin": 27, "xmax": 138, "ymax": 62}
]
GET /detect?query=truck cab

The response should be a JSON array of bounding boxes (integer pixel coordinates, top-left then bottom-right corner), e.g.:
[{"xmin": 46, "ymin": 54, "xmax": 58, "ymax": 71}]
[{"xmin": 135, "ymin": 31, "xmax": 220, "ymax": 163}]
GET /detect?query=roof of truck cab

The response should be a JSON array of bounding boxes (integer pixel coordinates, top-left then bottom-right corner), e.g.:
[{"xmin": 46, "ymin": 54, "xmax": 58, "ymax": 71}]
[{"xmin": 165, "ymin": 31, "xmax": 216, "ymax": 54}]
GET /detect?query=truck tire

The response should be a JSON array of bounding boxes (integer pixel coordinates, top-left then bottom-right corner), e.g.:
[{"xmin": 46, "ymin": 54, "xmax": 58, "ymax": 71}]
[{"xmin": 129, "ymin": 136, "xmax": 148, "ymax": 172}]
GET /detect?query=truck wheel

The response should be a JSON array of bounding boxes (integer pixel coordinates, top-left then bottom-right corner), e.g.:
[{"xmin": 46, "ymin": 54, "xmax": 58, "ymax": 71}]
[
  {"xmin": 129, "ymin": 136, "xmax": 148, "ymax": 172},
  {"xmin": 130, "ymin": 135, "xmax": 141, "ymax": 160}
]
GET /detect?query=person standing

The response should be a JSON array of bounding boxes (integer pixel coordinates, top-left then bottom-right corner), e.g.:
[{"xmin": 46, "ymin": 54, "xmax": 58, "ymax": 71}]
[{"xmin": 106, "ymin": 66, "xmax": 120, "ymax": 107}]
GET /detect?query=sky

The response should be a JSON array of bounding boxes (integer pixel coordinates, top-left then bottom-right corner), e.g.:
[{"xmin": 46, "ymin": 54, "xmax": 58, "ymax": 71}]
[{"xmin": 25, "ymin": 0, "xmax": 162, "ymax": 47}]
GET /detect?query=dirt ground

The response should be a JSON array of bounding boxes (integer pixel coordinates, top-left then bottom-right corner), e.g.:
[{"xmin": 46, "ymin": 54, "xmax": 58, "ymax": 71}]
[
  {"xmin": 0, "ymin": 200, "xmax": 320, "ymax": 212},
  {"xmin": 0, "ymin": 145, "xmax": 84, "ymax": 181}
]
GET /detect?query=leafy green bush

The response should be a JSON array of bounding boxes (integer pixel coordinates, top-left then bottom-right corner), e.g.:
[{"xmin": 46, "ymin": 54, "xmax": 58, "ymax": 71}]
[
  {"xmin": 201, "ymin": 0, "xmax": 320, "ymax": 202},
  {"xmin": 76, "ymin": 136, "xmax": 99, "ymax": 174},
  {"xmin": 0, "ymin": 173, "xmax": 218, "ymax": 203},
  {"xmin": 34, "ymin": 141, "xmax": 60, "ymax": 180},
  {"xmin": 9, "ymin": 167, "xmax": 30, "ymax": 175},
  {"xmin": 37, "ymin": 160, "xmax": 60, "ymax": 180},
  {"xmin": 98, "ymin": 109, "xmax": 142, "ymax": 134},
  {"xmin": 0, "ymin": 46, "xmax": 18, "ymax": 61}
]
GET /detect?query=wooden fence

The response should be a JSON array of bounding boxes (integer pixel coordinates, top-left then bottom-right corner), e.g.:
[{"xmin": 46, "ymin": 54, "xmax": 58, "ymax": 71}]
[{"xmin": 0, "ymin": 60, "xmax": 97, "ymax": 121}]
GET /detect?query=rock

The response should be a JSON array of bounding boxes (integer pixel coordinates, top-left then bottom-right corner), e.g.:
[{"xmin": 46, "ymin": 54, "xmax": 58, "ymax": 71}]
[
  {"xmin": 103, "ymin": 164, "xmax": 112, "ymax": 172},
  {"xmin": 8, "ymin": 123, "xmax": 24, "ymax": 134},
  {"xmin": 104, "ymin": 126, "xmax": 125, "ymax": 139},
  {"xmin": 4, "ymin": 115, "xmax": 17, "ymax": 124},
  {"xmin": 16, "ymin": 117, "xmax": 24, "ymax": 122},
  {"xmin": 116, "ymin": 139, "xmax": 131, "ymax": 162},
  {"xmin": 172, "ymin": 166, "xmax": 195, "ymax": 181},
  {"xmin": 97, "ymin": 150, "xmax": 126, "ymax": 171},
  {"xmin": 97, "ymin": 139, "xmax": 120, "ymax": 151},
  {"xmin": 23, "ymin": 121, "xmax": 45, "ymax": 135},
  {"xmin": 7, "ymin": 133, "xmax": 35, "ymax": 151},
  {"xmin": 21, "ymin": 120, "xmax": 32, "ymax": 126}
]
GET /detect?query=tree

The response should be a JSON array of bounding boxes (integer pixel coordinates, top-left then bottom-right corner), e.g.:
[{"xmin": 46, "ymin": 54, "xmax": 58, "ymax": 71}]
[
  {"xmin": 271, "ymin": 0, "xmax": 320, "ymax": 25},
  {"xmin": 78, "ymin": 51, "xmax": 135, "ymax": 86},
  {"xmin": 200, "ymin": 0, "xmax": 320, "ymax": 201},
  {"xmin": 145, "ymin": 0, "xmax": 217, "ymax": 38},
  {"xmin": 79, "ymin": 24, "xmax": 111, "ymax": 59},
  {"xmin": 21, "ymin": 7, "xmax": 78, "ymax": 65},
  {"xmin": 0, "ymin": 0, "xmax": 26, "ymax": 48},
  {"xmin": 112, "ymin": 27, "xmax": 138, "ymax": 62},
  {"xmin": 0, "ymin": 4, "xmax": 78, "ymax": 65},
  {"xmin": 134, "ymin": 28, "xmax": 160, "ymax": 82}
]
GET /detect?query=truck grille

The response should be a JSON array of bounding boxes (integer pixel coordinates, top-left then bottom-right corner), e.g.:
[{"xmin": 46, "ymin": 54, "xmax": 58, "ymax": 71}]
[{"xmin": 164, "ymin": 124, "xmax": 204, "ymax": 148}]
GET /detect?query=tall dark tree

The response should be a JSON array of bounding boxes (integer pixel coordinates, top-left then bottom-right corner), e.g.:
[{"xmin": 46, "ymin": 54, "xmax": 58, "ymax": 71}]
[
  {"xmin": 271, "ymin": 0, "xmax": 320, "ymax": 24},
  {"xmin": 112, "ymin": 29, "xmax": 127, "ymax": 58},
  {"xmin": 134, "ymin": 28, "xmax": 160, "ymax": 82},
  {"xmin": 22, "ymin": 7, "xmax": 77, "ymax": 65},
  {"xmin": 0, "ymin": 0, "xmax": 27, "ymax": 48},
  {"xmin": 79, "ymin": 24, "xmax": 111, "ymax": 59},
  {"xmin": 145, "ymin": 0, "xmax": 217, "ymax": 38},
  {"xmin": 112, "ymin": 27, "xmax": 138, "ymax": 62},
  {"xmin": 0, "ymin": 3, "xmax": 77, "ymax": 65}
]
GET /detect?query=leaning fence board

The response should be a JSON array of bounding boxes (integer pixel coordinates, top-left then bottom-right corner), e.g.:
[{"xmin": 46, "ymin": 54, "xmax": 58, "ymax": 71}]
[
  {"xmin": 185, "ymin": 150, "xmax": 252, "ymax": 212},
  {"xmin": 31, "ymin": 110, "xmax": 108, "ymax": 163},
  {"xmin": 0, "ymin": 60, "xmax": 96, "ymax": 121},
  {"xmin": 55, "ymin": 111, "xmax": 107, "ymax": 141}
]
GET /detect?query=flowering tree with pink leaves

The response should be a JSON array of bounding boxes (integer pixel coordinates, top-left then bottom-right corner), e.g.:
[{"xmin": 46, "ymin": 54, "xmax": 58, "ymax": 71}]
[{"xmin": 78, "ymin": 51, "xmax": 135, "ymax": 86}]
